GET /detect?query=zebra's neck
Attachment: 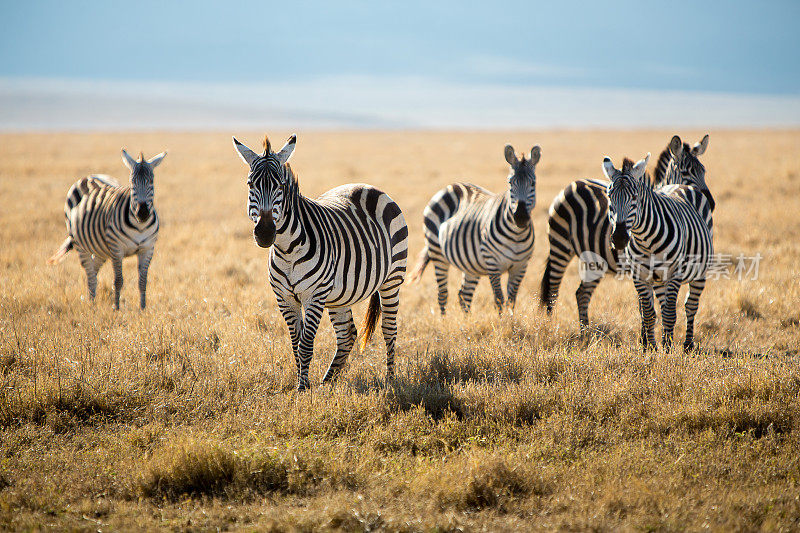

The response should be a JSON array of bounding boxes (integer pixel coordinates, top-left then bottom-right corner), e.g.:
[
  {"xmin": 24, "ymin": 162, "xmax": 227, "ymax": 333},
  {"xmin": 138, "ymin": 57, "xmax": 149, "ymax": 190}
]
[
  {"xmin": 629, "ymin": 181, "xmax": 664, "ymax": 252},
  {"xmin": 664, "ymin": 159, "xmax": 682, "ymax": 186},
  {"xmin": 272, "ymin": 188, "xmax": 311, "ymax": 255},
  {"xmin": 499, "ymin": 193, "xmax": 531, "ymax": 236}
]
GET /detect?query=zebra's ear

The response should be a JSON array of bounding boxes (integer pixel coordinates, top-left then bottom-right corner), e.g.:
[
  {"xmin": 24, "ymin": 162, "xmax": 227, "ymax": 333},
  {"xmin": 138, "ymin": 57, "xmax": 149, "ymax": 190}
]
[
  {"xmin": 121, "ymin": 149, "xmax": 137, "ymax": 170},
  {"xmin": 504, "ymin": 145, "xmax": 518, "ymax": 166},
  {"xmin": 668, "ymin": 135, "xmax": 683, "ymax": 157},
  {"xmin": 529, "ymin": 145, "xmax": 541, "ymax": 165},
  {"xmin": 692, "ymin": 134, "xmax": 709, "ymax": 156},
  {"xmin": 275, "ymin": 134, "xmax": 297, "ymax": 166},
  {"xmin": 233, "ymin": 137, "xmax": 259, "ymax": 167},
  {"xmin": 602, "ymin": 157, "xmax": 617, "ymax": 179},
  {"xmin": 147, "ymin": 151, "xmax": 167, "ymax": 168},
  {"xmin": 632, "ymin": 153, "xmax": 650, "ymax": 179}
]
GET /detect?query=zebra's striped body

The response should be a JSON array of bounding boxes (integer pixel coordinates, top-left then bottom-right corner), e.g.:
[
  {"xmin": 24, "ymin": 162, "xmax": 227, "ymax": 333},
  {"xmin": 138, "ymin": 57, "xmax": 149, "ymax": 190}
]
[
  {"xmin": 48, "ymin": 150, "xmax": 166, "ymax": 310},
  {"xmin": 540, "ymin": 135, "xmax": 712, "ymax": 331},
  {"xmin": 234, "ymin": 135, "xmax": 407, "ymax": 391},
  {"xmin": 410, "ymin": 144, "xmax": 539, "ymax": 314},
  {"xmin": 605, "ymin": 155, "xmax": 714, "ymax": 351}
]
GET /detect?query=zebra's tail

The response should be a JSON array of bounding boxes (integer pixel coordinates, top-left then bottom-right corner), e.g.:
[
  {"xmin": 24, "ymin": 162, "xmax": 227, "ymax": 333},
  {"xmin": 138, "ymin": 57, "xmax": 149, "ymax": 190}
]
[
  {"xmin": 408, "ymin": 245, "xmax": 430, "ymax": 283},
  {"xmin": 359, "ymin": 292, "xmax": 382, "ymax": 353},
  {"xmin": 47, "ymin": 237, "xmax": 74, "ymax": 265}
]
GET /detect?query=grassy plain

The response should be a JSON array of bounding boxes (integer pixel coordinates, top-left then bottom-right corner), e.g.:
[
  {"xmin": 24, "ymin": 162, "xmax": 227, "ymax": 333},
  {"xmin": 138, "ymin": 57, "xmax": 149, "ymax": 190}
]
[{"xmin": 1, "ymin": 130, "xmax": 799, "ymax": 531}]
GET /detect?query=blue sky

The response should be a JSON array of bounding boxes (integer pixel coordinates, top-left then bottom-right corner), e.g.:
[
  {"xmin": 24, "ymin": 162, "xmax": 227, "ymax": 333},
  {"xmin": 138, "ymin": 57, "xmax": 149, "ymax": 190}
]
[
  {"xmin": 2, "ymin": 0, "xmax": 798, "ymax": 94},
  {"xmin": 1, "ymin": 1, "xmax": 799, "ymax": 129}
]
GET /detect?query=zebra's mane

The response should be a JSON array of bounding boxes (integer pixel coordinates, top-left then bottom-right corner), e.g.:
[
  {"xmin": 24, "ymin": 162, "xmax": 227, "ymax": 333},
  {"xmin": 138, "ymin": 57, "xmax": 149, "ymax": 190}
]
[
  {"xmin": 282, "ymin": 163, "xmax": 301, "ymax": 198},
  {"xmin": 622, "ymin": 157, "xmax": 655, "ymax": 188},
  {"xmin": 621, "ymin": 158, "xmax": 634, "ymax": 173},
  {"xmin": 653, "ymin": 145, "xmax": 673, "ymax": 186}
]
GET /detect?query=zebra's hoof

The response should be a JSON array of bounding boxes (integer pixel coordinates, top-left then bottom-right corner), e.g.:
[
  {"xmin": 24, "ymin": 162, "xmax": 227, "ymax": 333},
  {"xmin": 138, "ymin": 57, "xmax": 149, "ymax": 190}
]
[
  {"xmin": 296, "ymin": 380, "xmax": 311, "ymax": 392},
  {"xmin": 683, "ymin": 340, "xmax": 696, "ymax": 353}
]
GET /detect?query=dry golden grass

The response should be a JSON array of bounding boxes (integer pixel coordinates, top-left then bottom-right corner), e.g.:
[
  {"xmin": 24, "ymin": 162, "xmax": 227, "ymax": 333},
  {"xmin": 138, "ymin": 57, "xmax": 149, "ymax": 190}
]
[{"xmin": 1, "ymin": 130, "xmax": 799, "ymax": 531}]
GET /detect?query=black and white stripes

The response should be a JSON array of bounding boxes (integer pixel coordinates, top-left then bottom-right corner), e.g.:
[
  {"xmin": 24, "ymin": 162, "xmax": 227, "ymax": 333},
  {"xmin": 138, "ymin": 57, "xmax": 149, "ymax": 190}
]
[
  {"xmin": 540, "ymin": 135, "xmax": 712, "ymax": 332},
  {"xmin": 604, "ymin": 154, "xmax": 714, "ymax": 350},
  {"xmin": 410, "ymin": 144, "xmax": 539, "ymax": 314},
  {"xmin": 48, "ymin": 150, "xmax": 166, "ymax": 310},
  {"xmin": 233, "ymin": 134, "xmax": 408, "ymax": 391}
]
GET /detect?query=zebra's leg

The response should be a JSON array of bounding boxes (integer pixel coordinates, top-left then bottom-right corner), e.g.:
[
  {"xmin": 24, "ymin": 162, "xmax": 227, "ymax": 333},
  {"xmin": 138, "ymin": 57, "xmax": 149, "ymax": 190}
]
[
  {"xmin": 457, "ymin": 273, "xmax": 480, "ymax": 313},
  {"xmin": 576, "ymin": 278, "xmax": 601, "ymax": 335},
  {"xmin": 659, "ymin": 280, "xmax": 681, "ymax": 351},
  {"xmin": 634, "ymin": 280, "xmax": 657, "ymax": 350},
  {"xmin": 297, "ymin": 298, "xmax": 326, "ymax": 391},
  {"xmin": 683, "ymin": 279, "xmax": 706, "ymax": 352},
  {"xmin": 540, "ymin": 249, "xmax": 572, "ymax": 314},
  {"xmin": 111, "ymin": 255, "xmax": 124, "ymax": 311},
  {"xmin": 378, "ymin": 282, "xmax": 402, "ymax": 379},
  {"xmin": 654, "ymin": 282, "xmax": 668, "ymax": 336},
  {"xmin": 78, "ymin": 251, "xmax": 99, "ymax": 301},
  {"xmin": 322, "ymin": 307, "xmax": 356, "ymax": 384},
  {"xmin": 488, "ymin": 272, "xmax": 505, "ymax": 314},
  {"xmin": 506, "ymin": 261, "xmax": 529, "ymax": 312},
  {"xmin": 276, "ymin": 296, "xmax": 303, "ymax": 379},
  {"xmin": 137, "ymin": 247, "xmax": 154, "ymax": 310},
  {"xmin": 433, "ymin": 261, "xmax": 449, "ymax": 315}
]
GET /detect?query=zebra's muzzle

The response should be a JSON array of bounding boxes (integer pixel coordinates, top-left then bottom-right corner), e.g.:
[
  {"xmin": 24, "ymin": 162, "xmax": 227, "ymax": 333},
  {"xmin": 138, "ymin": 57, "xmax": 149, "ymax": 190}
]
[
  {"xmin": 513, "ymin": 203, "xmax": 530, "ymax": 227},
  {"xmin": 136, "ymin": 203, "xmax": 150, "ymax": 221},
  {"xmin": 254, "ymin": 212, "xmax": 276, "ymax": 248},
  {"xmin": 611, "ymin": 224, "xmax": 629, "ymax": 250}
]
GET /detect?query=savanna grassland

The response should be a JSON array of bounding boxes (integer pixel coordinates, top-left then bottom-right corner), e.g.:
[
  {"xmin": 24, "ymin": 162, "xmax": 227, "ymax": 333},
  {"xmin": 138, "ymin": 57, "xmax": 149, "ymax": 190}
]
[{"xmin": 1, "ymin": 130, "xmax": 800, "ymax": 531}]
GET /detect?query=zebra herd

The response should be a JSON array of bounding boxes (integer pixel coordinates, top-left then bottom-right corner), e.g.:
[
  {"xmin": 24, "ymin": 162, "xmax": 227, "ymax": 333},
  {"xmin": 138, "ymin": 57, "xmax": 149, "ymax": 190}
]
[{"xmin": 48, "ymin": 133, "xmax": 714, "ymax": 391}]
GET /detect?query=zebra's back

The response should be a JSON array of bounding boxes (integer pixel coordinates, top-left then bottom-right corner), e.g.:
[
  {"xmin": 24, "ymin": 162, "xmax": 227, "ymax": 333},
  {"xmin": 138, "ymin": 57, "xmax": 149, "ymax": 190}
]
[
  {"xmin": 271, "ymin": 184, "xmax": 407, "ymax": 309},
  {"xmin": 629, "ymin": 185, "xmax": 714, "ymax": 282},
  {"xmin": 546, "ymin": 178, "xmax": 619, "ymax": 273},
  {"xmin": 423, "ymin": 182, "xmax": 531, "ymax": 276},
  {"xmin": 64, "ymin": 176, "xmax": 158, "ymax": 260}
]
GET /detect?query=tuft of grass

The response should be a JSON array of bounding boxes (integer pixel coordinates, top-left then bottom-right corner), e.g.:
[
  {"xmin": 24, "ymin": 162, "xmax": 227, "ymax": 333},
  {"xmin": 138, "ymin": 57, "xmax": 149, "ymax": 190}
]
[
  {"xmin": 736, "ymin": 293, "xmax": 763, "ymax": 319},
  {"xmin": 136, "ymin": 441, "xmax": 361, "ymax": 501},
  {"xmin": 459, "ymin": 460, "xmax": 533, "ymax": 511},
  {"xmin": 427, "ymin": 457, "xmax": 552, "ymax": 513},
  {"xmin": 137, "ymin": 443, "xmax": 291, "ymax": 501}
]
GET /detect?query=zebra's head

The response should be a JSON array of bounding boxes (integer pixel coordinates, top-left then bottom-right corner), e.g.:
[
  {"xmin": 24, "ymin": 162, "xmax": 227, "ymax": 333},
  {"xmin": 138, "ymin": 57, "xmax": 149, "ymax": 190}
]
[
  {"xmin": 604, "ymin": 153, "xmax": 650, "ymax": 251},
  {"xmin": 121, "ymin": 149, "xmax": 166, "ymax": 223},
  {"xmin": 655, "ymin": 134, "xmax": 714, "ymax": 211},
  {"xmin": 504, "ymin": 144, "xmax": 540, "ymax": 228},
  {"xmin": 232, "ymin": 134, "xmax": 297, "ymax": 248}
]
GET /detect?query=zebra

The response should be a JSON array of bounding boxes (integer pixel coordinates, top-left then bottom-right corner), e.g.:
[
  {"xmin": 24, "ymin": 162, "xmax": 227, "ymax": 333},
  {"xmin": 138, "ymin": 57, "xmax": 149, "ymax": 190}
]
[
  {"xmin": 604, "ymin": 153, "xmax": 714, "ymax": 351},
  {"xmin": 232, "ymin": 134, "xmax": 408, "ymax": 391},
  {"xmin": 539, "ymin": 135, "xmax": 712, "ymax": 332},
  {"xmin": 409, "ymin": 144, "xmax": 539, "ymax": 314},
  {"xmin": 48, "ymin": 150, "xmax": 166, "ymax": 310}
]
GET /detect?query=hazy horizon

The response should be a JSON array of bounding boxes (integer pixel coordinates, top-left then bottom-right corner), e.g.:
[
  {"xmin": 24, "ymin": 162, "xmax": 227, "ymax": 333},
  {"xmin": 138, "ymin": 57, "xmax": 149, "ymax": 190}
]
[{"xmin": 2, "ymin": 76, "xmax": 799, "ymax": 131}]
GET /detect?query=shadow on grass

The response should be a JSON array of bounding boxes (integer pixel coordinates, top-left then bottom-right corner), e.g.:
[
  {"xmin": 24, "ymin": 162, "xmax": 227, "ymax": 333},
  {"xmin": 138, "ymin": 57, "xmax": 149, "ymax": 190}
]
[{"xmin": 705, "ymin": 346, "xmax": 770, "ymax": 359}]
